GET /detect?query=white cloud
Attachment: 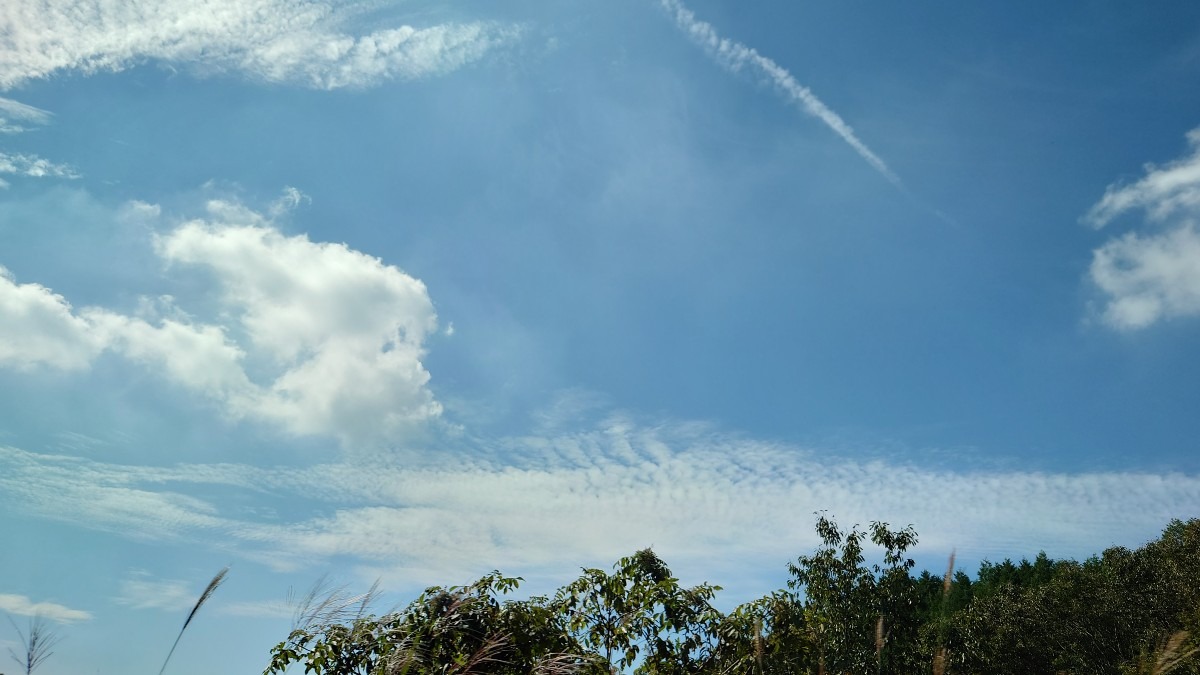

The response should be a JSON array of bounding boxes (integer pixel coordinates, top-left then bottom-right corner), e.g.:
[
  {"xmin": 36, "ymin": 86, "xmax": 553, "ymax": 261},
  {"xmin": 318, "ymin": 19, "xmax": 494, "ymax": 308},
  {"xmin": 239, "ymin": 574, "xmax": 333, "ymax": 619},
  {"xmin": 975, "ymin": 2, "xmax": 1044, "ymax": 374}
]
[
  {"xmin": 154, "ymin": 202, "xmax": 442, "ymax": 440},
  {"xmin": 217, "ymin": 599, "xmax": 292, "ymax": 619},
  {"xmin": 0, "ymin": 594, "xmax": 92, "ymax": 623},
  {"xmin": 1084, "ymin": 127, "xmax": 1200, "ymax": 329},
  {"xmin": 1090, "ymin": 224, "xmax": 1200, "ymax": 329},
  {"xmin": 1083, "ymin": 128, "xmax": 1200, "ymax": 229},
  {"xmin": 0, "ymin": 96, "xmax": 51, "ymax": 133},
  {"xmin": 0, "ymin": 267, "xmax": 103, "ymax": 370},
  {"xmin": 89, "ymin": 311, "xmax": 257, "ymax": 402},
  {"xmin": 3, "ymin": 409, "xmax": 1197, "ymax": 594},
  {"xmin": 246, "ymin": 422, "xmax": 1197, "ymax": 585},
  {"xmin": 115, "ymin": 571, "xmax": 197, "ymax": 611},
  {"xmin": 118, "ymin": 200, "xmax": 162, "ymax": 223},
  {"xmin": 0, "ymin": 447, "xmax": 229, "ymax": 543},
  {"xmin": 0, "ymin": 152, "xmax": 79, "ymax": 183},
  {"xmin": 658, "ymin": 0, "xmax": 900, "ymax": 186},
  {"xmin": 0, "ymin": 0, "xmax": 519, "ymax": 91},
  {"xmin": 0, "ymin": 195, "xmax": 441, "ymax": 443}
]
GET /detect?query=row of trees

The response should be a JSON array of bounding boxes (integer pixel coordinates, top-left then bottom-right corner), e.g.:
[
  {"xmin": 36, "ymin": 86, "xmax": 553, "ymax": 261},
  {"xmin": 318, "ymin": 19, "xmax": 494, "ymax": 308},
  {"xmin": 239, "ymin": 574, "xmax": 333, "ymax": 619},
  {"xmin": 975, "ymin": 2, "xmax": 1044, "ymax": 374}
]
[{"xmin": 265, "ymin": 516, "xmax": 1200, "ymax": 674}]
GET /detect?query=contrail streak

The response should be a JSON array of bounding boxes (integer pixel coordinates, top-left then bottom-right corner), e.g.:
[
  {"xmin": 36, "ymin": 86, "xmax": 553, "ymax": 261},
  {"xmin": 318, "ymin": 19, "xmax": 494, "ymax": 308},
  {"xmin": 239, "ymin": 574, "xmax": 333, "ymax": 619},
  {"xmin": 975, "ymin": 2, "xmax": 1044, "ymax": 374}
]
[{"xmin": 659, "ymin": 0, "xmax": 901, "ymax": 187}]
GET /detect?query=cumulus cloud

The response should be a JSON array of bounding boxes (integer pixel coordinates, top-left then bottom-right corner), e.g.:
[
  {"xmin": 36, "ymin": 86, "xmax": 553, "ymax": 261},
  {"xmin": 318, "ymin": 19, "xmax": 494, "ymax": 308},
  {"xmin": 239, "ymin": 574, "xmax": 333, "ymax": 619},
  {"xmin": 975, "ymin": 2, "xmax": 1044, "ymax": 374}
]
[
  {"xmin": 0, "ymin": 194, "xmax": 441, "ymax": 443},
  {"xmin": 0, "ymin": 96, "xmax": 51, "ymax": 133},
  {"xmin": 90, "ymin": 311, "xmax": 257, "ymax": 402},
  {"xmin": 0, "ymin": 593, "xmax": 92, "ymax": 623},
  {"xmin": 1084, "ymin": 127, "xmax": 1200, "ymax": 329},
  {"xmin": 0, "ymin": 0, "xmax": 519, "ymax": 90},
  {"xmin": 1083, "ymin": 128, "xmax": 1200, "ymax": 229},
  {"xmin": 154, "ymin": 203, "xmax": 442, "ymax": 439},
  {"xmin": 658, "ymin": 0, "xmax": 899, "ymax": 186},
  {"xmin": 0, "ymin": 267, "xmax": 104, "ymax": 370},
  {"xmin": 1090, "ymin": 224, "xmax": 1200, "ymax": 329}
]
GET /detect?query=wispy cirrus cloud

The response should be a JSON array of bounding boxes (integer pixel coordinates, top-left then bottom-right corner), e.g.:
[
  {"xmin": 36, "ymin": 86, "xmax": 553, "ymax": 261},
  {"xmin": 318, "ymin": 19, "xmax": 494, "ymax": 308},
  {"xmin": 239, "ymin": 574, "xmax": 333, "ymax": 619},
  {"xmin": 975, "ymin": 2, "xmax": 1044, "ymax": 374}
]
[
  {"xmin": 0, "ymin": 152, "xmax": 79, "ymax": 188},
  {"xmin": 1084, "ymin": 127, "xmax": 1200, "ymax": 329},
  {"xmin": 0, "ymin": 100, "xmax": 77, "ymax": 186},
  {"xmin": 0, "ymin": 0, "xmax": 520, "ymax": 91},
  {"xmin": 217, "ymin": 599, "xmax": 293, "ymax": 619},
  {"xmin": 0, "ymin": 190, "xmax": 440, "ymax": 444},
  {"xmin": 0, "ymin": 593, "xmax": 91, "ymax": 623},
  {"xmin": 0, "ymin": 96, "xmax": 51, "ymax": 134},
  {"xmin": 114, "ymin": 570, "xmax": 198, "ymax": 612},
  {"xmin": 658, "ymin": 0, "xmax": 900, "ymax": 186}
]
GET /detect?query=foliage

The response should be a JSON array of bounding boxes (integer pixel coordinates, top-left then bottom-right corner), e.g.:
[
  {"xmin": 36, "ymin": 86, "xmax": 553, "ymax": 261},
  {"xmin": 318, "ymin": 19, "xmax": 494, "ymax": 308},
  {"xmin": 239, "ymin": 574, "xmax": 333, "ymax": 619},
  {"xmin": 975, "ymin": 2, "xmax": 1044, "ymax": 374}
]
[
  {"xmin": 262, "ymin": 517, "xmax": 1200, "ymax": 675},
  {"xmin": 267, "ymin": 572, "xmax": 591, "ymax": 675},
  {"xmin": 708, "ymin": 590, "xmax": 809, "ymax": 674},
  {"xmin": 787, "ymin": 515, "xmax": 921, "ymax": 674},
  {"xmin": 551, "ymin": 549, "xmax": 723, "ymax": 674},
  {"xmin": 944, "ymin": 519, "xmax": 1200, "ymax": 675}
]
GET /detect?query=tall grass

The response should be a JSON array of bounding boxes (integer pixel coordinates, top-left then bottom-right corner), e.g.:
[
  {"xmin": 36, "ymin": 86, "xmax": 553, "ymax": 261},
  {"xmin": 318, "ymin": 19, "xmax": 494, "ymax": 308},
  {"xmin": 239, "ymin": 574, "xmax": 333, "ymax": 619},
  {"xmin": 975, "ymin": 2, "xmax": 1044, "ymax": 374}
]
[
  {"xmin": 157, "ymin": 567, "xmax": 229, "ymax": 675},
  {"xmin": 6, "ymin": 614, "xmax": 61, "ymax": 675}
]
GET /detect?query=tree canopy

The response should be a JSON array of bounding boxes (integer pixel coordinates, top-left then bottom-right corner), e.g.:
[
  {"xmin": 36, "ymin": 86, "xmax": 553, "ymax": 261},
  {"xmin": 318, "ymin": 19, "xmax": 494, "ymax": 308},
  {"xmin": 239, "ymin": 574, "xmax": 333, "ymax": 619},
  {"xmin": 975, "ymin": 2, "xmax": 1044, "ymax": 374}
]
[{"xmin": 265, "ymin": 517, "xmax": 1200, "ymax": 675}]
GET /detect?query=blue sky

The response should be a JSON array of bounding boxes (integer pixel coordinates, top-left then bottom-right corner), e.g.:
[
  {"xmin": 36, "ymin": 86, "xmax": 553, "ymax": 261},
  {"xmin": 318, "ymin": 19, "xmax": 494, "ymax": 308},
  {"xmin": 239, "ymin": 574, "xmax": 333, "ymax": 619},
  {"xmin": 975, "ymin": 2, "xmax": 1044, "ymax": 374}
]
[{"xmin": 2, "ymin": 1, "xmax": 1200, "ymax": 673}]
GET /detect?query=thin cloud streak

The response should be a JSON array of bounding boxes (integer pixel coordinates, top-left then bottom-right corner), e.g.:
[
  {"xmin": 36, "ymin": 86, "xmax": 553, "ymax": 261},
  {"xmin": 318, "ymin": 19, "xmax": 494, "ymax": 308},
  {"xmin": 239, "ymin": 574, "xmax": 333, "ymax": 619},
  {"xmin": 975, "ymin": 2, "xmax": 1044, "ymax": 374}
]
[
  {"xmin": 659, "ymin": 0, "xmax": 901, "ymax": 186},
  {"xmin": 0, "ymin": 96, "xmax": 52, "ymax": 133},
  {"xmin": 115, "ymin": 571, "xmax": 197, "ymax": 612}
]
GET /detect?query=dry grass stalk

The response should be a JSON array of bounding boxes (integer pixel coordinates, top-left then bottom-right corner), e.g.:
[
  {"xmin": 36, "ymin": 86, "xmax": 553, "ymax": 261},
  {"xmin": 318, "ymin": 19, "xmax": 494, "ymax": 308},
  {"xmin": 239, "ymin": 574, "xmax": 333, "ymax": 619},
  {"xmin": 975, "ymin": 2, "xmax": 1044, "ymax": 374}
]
[
  {"xmin": 530, "ymin": 652, "xmax": 592, "ymax": 675},
  {"xmin": 932, "ymin": 647, "xmax": 947, "ymax": 675},
  {"xmin": 942, "ymin": 550, "xmax": 956, "ymax": 597},
  {"xmin": 1150, "ymin": 630, "xmax": 1198, "ymax": 675},
  {"xmin": 753, "ymin": 615, "xmax": 765, "ymax": 673},
  {"xmin": 289, "ymin": 574, "xmax": 382, "ymax": 633},
  {"xmin": 158, "ymin": 566, "xmax": 229, "ymax": 675},
  {"xmin": 932, "ymin": 550, "xmax": 956, "ymax": 675},
  {"xmin": 7, "ymin": 614, "xmax": 62, "ymax": 675}
]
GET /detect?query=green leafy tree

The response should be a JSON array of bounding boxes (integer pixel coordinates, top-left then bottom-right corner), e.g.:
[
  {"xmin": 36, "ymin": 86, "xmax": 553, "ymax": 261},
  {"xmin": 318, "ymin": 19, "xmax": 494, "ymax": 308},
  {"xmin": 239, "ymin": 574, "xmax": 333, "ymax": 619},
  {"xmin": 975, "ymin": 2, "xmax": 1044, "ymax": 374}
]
[
  {"xmin": 266, "ymin": 572, "xmax": 592, "ymax": 675},
  {"xmin": 261, "ymin": 517, "xmax": 1200, "ymax": 675},
  {"xmin": 552, "ymin": 549, "xmax": 723, "ymax": 674},
  {"xmin": 787, "ymin": 515, "xmax": 921, "ymax": 675},
  {"xmin": 945, "ymin": 519, "xmax": 1200, "ymax": 675},
  {"xmin": 709, "ymin": 591, "xmax": 810, "ymax": 674}
]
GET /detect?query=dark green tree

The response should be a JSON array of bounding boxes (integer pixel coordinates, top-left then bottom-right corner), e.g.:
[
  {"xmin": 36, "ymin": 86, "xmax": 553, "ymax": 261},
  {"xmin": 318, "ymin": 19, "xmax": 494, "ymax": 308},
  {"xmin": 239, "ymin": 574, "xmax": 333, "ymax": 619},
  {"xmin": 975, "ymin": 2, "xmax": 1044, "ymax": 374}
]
[{"xmin": 944, "ymin": 519, "xmax": 1200, "ymax": 675}]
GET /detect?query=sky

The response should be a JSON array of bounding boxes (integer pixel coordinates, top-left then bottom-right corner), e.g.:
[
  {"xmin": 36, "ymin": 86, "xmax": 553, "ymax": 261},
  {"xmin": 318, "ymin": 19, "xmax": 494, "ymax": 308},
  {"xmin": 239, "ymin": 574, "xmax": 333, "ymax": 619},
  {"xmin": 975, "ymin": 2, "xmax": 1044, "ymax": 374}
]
[{"xmin": 1, "ymin": 0, "xmax": 1200, "ymax": 673}]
